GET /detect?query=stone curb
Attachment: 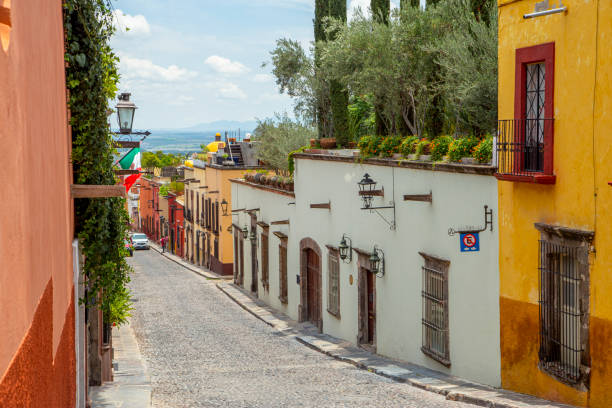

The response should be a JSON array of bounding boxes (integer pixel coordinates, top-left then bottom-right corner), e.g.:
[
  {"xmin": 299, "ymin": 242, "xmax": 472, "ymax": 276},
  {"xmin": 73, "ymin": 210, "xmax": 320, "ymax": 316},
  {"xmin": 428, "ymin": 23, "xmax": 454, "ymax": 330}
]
[
  {"xmin": 215, "ymin": 282, "xmax": 576, "ymax": 408},
  {"xmin": 148, "ymin": 243, "xmax": 231, "ymax": 281}
]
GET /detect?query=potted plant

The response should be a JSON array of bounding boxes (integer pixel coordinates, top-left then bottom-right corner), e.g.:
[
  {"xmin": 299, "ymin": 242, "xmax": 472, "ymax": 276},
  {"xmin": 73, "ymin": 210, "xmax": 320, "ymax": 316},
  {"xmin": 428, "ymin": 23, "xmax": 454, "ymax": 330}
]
[
  {"xmin": 448, "ymin": 137, "xmax": 479, "ymax": 163},
  {"xmin": 473, "ymin": 136, "xmax": 493, "ymax": 164},
  {"xmin": 415, "ymin": 139, "xmax": 432, "ymax": 160},
  {"xmin": 320, "ymin": 137, "xmax": 337, "ymax": 149}
]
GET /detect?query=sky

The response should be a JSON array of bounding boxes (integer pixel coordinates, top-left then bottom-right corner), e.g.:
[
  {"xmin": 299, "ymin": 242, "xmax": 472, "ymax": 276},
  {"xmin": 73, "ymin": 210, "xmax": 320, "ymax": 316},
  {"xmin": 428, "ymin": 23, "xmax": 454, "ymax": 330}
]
[{"xmin": 110, "ymin": 0, "xmax": 403, "ymax": 130}]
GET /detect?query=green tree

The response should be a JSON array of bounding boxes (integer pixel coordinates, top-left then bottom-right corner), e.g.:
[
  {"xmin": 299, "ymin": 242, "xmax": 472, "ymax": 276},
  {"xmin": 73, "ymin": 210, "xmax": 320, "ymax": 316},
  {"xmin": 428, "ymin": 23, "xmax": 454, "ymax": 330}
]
[
  {"xmin": 371, "ymin": 0, "xmax": 390, "ymax": 24},
  {"xmin": 328, "ymin": 0, "xmax": 350, "ymax": 146},
  {"xmin": 314, "ymin": 0, "xmax": 333, "ymax": 138},
  {"xmin": 267, "ymin": 38, "xmax": 319, "ymax": 126},
  {"xmin": 64, "ymin": 0, "xmax": 132, "ymax": 325},
  {"xmin": 253, "ymin": 114, "xmax": 316, "ymax": 172}
]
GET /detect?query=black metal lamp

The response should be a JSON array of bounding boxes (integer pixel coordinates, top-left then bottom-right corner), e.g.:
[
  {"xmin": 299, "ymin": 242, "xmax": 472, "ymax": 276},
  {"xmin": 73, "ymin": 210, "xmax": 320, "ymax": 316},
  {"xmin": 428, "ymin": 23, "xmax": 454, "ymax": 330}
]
[
  {"xmin": 221, "ymin": 199, "xmax": 229, "ymax": 216},
  {"xmin": 116, "ymin": 93, "xmax": 137, "ymax": 134},
  {"xmin": 358, "ymin": 173, "xmax": 377, "ymax": 209},
  {"xmin": 241, "ymin": 225, "xmax": 248, "ymax": 240},
  {"xmin": 249, "ymin": 228, "xmax": 257, "ymax": 243},
  {"xmin": 369, "ymin": 245, "xmax": 385, "ymax": 277},
  {"xmin": 338, "ymin": 234, "xmax": 352, "ymax": 263}
]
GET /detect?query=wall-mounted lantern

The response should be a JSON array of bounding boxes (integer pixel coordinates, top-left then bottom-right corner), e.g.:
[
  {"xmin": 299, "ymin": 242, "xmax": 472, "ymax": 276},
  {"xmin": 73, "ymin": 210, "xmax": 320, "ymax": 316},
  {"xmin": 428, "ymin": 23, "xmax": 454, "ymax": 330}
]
[
  {"xmin": 357, "ymin": 173, "xmax": 396, "ymax": 230},
  {"xmin": 338, "ymin": 234, "xmax": 352, "ymax": 263},
  {"xmin": 241, "ymin": 225, "xmax": 248, "ymax": 240},
  {"xmin": 221, "ymin": 198, "xmax": 229, "ymax": 216},
  {"xmin": 369, "ymin": 245, "xmax": 385, "ymax": 278},
  {"xmin": 249, "ymin": 228, "xmax": 257, "ymax": 243},
  {"xmin": 358, "ymin": 173, "xmax": 378, "ymax": 209},
  {"xmin": 116, "ymin": 93, "xmax": 137, "ymax": 135}
]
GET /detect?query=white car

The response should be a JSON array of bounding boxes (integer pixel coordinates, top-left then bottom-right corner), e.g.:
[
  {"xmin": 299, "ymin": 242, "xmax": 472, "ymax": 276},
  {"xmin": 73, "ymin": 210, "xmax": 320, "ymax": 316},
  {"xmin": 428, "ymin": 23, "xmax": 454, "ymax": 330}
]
[{"xmin": 131, "ymin": 233, "xmax": 150, "ymax": 250}]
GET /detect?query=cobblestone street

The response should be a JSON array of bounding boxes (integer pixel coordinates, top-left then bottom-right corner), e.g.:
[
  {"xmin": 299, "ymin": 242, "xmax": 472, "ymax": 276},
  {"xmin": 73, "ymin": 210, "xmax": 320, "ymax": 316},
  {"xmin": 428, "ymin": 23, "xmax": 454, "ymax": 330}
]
[{"xmin": 127, "ymin": 251, "xmax": 474, "ymax": 408}]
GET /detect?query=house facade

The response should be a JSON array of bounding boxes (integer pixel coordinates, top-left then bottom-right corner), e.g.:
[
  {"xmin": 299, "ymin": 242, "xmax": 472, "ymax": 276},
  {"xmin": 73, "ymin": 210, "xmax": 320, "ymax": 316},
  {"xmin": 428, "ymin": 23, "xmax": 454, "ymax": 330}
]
[
  {"xmin": 183, "ymin": 162, "xmax": 207, "ymax": 265},
  {"xmin": 232, "ymin": 152, "xmax": 501, "ymax": 386},
  {"xmin": 0, "ymin": 0, "xmax": 79, "ymax": 405},
  {"xmin": 496, "ymin": 1, "xmax": 612, "ymax": 406}
]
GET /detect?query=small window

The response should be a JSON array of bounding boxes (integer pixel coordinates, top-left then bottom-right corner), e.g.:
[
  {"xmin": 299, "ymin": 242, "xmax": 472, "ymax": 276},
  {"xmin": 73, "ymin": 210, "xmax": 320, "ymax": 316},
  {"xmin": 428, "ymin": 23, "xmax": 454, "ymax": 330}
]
[
  {"xmin": 419, "ymin": 252, "xmax": 450, "ymax": 367},
  {"xmin": 538, "ymin": 233, "xmax": 590, "ymax": 386},
  {"xmin": 279, "ymin": 241, "xmax": 288, "ymax": 304},
  {"xmin": 327, "ymin": 250, "xmax": 340, "ymax": 318},
  {"xmin": 261, "ymin": 231, "xmax": 269, "ymax": 290}
]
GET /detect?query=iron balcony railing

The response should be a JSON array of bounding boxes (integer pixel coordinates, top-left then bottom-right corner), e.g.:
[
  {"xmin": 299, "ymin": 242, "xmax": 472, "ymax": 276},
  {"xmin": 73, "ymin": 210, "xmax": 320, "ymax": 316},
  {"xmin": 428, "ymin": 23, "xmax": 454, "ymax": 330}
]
[{"xmin": 496, "ymin": 119, "xmax": 554, "ymax": 177}]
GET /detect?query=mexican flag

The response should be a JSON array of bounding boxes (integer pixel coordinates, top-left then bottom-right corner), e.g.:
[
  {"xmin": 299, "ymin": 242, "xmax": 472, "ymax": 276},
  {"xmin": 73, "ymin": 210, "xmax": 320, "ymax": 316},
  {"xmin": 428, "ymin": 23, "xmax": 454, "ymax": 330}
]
[
  {"xmin": 119, "ymin": 147, "xmax": 141, "ymax": 170},
  {"xmin": 123, "ymin": 172, "xmax": 141, "ymax": 192},
  {"xmin": 119, "ymin": 147, "xmax": 142, "ymax": 192}
]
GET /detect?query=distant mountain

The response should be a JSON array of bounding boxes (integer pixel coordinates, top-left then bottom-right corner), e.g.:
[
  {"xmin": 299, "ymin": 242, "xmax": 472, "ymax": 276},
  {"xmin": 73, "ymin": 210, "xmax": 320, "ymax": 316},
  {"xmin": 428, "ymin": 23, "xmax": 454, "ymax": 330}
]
[{"xmin": 154, "ymin": 120, "xmax": 258, "ymax": 133}]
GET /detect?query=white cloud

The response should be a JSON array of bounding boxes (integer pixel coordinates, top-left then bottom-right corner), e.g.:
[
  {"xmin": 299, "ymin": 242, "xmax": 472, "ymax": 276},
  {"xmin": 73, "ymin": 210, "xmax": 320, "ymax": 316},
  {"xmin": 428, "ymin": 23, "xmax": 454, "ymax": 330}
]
[
  {"xmin": 113, "ymin": 9, "xmax": 151, "ymax": 36},
  {"xmin": 253, "ymin": 74, "xmax": 274, "ymax": 83},
  {"xmin": 120, "ymin": 56, "xmax": 197, "ymax": 82},
  {"xmin": 217, "ymin": 82, "xmax": 247, "ymax": 100},
  {"xmin": 205, "ymin": 55, "xmax": 250, "ymax": 75}
]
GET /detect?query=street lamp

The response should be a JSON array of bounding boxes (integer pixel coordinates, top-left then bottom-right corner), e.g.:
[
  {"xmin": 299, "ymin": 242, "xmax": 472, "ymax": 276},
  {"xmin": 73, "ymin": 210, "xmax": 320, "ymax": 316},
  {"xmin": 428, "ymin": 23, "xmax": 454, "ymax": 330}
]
[
  {"xmin": 369, "ymin": 245, "xmax": 385, "ymax": 277},
  {"xmin": 221, "ymin": 199, "xmax": 229, "ymax": 216},
  {"xmin": 358, "ymin": 173, "xmax": 377, "ymax": 209},
  {"xmin": 241, "ymin": 225, "xmax": 248, "ymax": 240},
  {"xmin": 116, "ymin": 93, "xmax": 137, "ymax": 135},
  {"xmin": 338, "ymin": 234, "xmax": 352, "ymax": 263}
]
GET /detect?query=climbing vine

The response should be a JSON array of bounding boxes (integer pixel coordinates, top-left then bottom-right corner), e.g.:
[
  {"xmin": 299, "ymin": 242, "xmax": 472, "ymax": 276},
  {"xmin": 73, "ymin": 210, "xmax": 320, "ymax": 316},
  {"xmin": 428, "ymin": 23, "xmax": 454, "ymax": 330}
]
[{"xmin": 64, "ymin": 0, "xmax": 132, "ymax": 325}]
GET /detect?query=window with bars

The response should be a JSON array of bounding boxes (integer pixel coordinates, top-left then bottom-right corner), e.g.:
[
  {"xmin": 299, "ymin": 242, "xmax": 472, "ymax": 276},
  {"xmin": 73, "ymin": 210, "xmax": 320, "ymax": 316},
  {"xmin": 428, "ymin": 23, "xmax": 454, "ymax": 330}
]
[
  {"xmin": 419, "ymin": 252, "xmax": 450, "ymax": 367},
  {"xmin": 327, "ymin": 250, "xmax": 340, "ymax": 318},
  {"xmin": 538, "ymin": 237, "xmax": 590, "ymax": 385},
  {"xmin": 261, "ymin": 231, "xmax": 269, "ymax": 290},
  {"xmin": 279, "ymin": 241, "xmax": 288, "ymax": 304}
]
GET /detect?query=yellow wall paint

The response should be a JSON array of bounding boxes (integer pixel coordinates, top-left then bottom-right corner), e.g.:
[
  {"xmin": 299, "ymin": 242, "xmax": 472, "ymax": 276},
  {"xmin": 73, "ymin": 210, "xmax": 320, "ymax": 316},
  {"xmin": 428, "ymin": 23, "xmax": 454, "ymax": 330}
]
[
  {"xmin": 498, "ymin": 1, "xmax": 612, "ymax": 406},
  {"xmin": 205, "ymin": 166, "xmax": 249, "ymax": 265}
]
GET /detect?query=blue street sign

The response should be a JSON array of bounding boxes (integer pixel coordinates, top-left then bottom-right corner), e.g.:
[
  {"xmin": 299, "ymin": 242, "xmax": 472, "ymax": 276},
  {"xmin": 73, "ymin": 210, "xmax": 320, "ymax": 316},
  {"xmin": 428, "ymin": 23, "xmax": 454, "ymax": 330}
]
[{"xmin": 460, "ymin": 232, "xmax": 480, "ymax": 252}]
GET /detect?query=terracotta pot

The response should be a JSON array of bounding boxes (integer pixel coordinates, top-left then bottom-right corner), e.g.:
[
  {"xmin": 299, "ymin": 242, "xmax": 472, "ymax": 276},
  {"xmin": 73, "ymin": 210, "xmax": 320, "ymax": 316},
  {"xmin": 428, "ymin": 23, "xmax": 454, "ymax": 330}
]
[
  {"xmin": 347, "ymin": 141, "xmax": 357, "ymax": 149},
  {"xmin": 320, "ymin": 137, "xmax": 337, "ymax": 149},
  {"xmin": 310, "ymin": 138, "xmax": 317, "ymax": 148},
  {"xmin": 287, "ymin": 182, "xmax": 294, "ymax": 192}
]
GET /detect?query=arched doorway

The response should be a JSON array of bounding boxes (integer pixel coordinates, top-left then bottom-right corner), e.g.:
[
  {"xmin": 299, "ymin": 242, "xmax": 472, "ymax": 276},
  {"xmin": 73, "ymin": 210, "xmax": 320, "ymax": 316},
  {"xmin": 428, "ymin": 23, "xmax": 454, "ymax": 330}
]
[{"xmin": 299, "ymin": 238, "xmax": 322, "ymax": 330}]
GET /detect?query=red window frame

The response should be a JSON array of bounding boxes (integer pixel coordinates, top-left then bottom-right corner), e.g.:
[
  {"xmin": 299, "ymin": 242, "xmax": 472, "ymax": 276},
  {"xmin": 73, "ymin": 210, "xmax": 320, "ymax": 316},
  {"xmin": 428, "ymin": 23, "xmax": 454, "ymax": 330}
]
[{"xmin": 514, "ymin": 42, "xmax": 555, "ymax": 183}]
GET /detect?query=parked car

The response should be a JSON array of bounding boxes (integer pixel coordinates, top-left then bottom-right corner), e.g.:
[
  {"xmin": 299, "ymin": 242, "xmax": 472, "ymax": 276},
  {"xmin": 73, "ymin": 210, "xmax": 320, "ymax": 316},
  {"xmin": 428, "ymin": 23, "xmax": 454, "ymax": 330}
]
[
  {"xmin": 125, "ymin": 239, "xmax": 134, "ymax": 257},
  {"xmin": 131, "ymin": 233, "xmax": 150, "ymax": 250}
]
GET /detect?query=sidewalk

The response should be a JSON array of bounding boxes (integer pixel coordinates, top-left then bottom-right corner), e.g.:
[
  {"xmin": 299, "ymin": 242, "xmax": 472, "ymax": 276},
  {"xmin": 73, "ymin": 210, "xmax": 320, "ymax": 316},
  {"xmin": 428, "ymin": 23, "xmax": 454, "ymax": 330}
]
[
  {"xmin": 89, "ymin": 322, "xmax": 151, "ymax": 408},
  {"xmin": 216, "ymin": 282, "xmax": 575, "ymax": 408},
  {"xmin": 149, "ymin": 242, "xmax": 233, "ymax": 281}
]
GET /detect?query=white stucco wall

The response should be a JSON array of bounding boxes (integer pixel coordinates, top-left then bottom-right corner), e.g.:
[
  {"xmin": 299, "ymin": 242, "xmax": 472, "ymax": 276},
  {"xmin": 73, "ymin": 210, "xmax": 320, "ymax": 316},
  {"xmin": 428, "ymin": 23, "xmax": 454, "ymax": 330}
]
[{"xmin": 231, "ymin": 156, "xmax": 500, "ymax": 387}]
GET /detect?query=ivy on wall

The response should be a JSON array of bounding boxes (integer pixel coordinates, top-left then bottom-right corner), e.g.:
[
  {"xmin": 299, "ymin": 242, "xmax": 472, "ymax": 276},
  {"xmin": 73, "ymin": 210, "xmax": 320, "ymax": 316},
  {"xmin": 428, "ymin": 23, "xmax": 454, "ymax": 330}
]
[{"xmin": 64, "ymin": 0, "xmax": 132, "ymax": 325}]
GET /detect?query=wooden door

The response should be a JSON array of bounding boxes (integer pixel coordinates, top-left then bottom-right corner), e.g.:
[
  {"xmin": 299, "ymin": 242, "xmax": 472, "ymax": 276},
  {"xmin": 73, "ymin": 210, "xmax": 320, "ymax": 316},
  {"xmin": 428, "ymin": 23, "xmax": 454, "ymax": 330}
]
[
  {"xmin": 251, "ymin": 240, "xmax": 258, "ymax": 294},
  {"xmin": 306, "ymin": 249, "xmax": 320, "ymax": 325},
  {"xmin": 367, "ymin": 271, "xmax": 375, "ymax": 344}
]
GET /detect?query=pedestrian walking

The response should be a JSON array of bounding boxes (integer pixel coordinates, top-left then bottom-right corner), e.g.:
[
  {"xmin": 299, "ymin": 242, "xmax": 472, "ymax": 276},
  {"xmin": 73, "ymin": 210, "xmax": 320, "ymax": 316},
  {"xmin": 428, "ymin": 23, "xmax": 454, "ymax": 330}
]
[{"xmin": 161, "ymin": 236, "xmax": 167, "ymax": 253}]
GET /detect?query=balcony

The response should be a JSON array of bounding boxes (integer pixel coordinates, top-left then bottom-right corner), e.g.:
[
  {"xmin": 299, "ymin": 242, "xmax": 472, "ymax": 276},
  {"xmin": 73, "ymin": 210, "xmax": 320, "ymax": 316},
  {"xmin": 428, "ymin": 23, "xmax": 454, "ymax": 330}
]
[{"xmin": 495, "ymin": 119, "xmax": 555, "ymax": 184}]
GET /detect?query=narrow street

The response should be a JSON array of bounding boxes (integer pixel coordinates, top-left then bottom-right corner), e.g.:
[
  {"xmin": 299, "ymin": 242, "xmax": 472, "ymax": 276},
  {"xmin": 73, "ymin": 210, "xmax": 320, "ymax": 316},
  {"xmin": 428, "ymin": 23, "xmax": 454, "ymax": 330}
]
[{"xmin": 127, "ymin": 251, "xmax": 473, "ymax": 408}]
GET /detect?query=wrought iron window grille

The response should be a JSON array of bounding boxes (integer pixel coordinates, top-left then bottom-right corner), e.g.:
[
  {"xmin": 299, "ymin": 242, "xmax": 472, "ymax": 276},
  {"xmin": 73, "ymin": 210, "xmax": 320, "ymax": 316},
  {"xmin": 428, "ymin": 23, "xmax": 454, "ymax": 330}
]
[
  {"xmin": 496, "ymin": 118, "xmax": 554, "ymax": 178},
  {"xmin": 538, "ymin": 239, "xmax": 589, "ymax": 386}
]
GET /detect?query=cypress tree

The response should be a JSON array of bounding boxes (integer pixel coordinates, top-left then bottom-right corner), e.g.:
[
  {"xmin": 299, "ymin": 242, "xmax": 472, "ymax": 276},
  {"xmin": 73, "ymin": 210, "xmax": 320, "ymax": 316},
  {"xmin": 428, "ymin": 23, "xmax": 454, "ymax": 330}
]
[
  {"xmin": 328, "ymin": 0, "xmax": 350, "ymax": 147},
  {"xmin": 314, "ymin": 0, "xmax": 331, "ymax": 139},
  {"xmin": 371, "ymin": 0, "xmax": 390, "ymax": 24},
  {"xmin": 371, "ymin": 0, "xmax": 391, "ymax": 136}
]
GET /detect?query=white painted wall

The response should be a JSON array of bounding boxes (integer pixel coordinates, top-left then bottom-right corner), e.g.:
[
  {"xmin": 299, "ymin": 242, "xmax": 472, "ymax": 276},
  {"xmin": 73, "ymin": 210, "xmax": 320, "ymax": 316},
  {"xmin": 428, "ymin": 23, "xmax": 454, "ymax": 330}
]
[{"xmin": 231, "ymin": 156, "xmax": 500, "ymax": 387}]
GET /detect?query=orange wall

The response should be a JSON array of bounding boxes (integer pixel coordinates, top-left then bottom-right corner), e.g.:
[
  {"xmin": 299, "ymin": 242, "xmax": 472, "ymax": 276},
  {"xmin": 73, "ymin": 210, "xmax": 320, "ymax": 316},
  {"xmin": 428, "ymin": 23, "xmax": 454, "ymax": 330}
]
[{"xmin": 0, "ymin": 0, "xmax": 74, "ymax": 397}]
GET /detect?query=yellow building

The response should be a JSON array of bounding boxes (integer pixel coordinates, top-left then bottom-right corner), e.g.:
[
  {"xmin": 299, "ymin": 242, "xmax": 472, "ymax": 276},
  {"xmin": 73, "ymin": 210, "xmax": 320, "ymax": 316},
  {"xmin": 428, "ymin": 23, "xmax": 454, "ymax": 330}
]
[
  {"xmin": 497, "ymin": 1, "xmax": 612, "ymax": 406},
  {"xmin": 184, "ymin": 162, "xmax": 207, "ymax": 266}
]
